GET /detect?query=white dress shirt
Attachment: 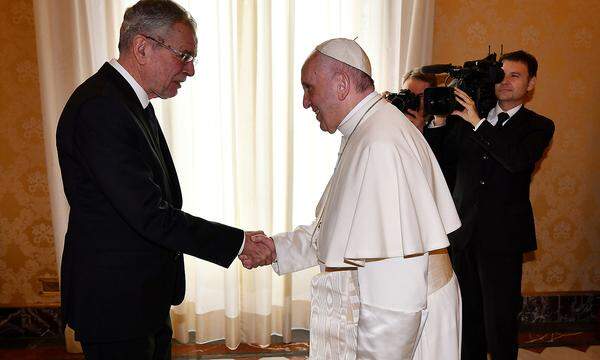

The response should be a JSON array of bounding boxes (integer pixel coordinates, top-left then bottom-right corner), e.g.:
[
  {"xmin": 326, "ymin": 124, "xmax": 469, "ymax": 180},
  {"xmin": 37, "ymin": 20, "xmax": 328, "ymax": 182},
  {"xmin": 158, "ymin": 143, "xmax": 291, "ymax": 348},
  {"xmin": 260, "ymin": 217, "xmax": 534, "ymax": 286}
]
[{"xmin": 474, "ymin": 102, "xmax": 523, "ymax": 130}]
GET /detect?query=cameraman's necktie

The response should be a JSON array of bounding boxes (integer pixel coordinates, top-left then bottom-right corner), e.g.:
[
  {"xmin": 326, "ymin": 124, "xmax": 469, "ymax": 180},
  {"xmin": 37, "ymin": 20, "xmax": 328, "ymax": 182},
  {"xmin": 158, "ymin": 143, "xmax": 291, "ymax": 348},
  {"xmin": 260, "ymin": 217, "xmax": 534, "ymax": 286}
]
[{"xmin": 496, "ymin": 112, "xmax": 509, "ymax": 128}]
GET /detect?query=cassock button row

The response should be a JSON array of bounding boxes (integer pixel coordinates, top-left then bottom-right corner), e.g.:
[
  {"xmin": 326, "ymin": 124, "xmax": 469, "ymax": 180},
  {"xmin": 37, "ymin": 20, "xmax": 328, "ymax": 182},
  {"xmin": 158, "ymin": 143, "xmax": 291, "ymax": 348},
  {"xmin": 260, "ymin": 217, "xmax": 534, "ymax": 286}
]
[{"xmin": 479, "ymin": 180, "xmax": 486, "ymax": 185}]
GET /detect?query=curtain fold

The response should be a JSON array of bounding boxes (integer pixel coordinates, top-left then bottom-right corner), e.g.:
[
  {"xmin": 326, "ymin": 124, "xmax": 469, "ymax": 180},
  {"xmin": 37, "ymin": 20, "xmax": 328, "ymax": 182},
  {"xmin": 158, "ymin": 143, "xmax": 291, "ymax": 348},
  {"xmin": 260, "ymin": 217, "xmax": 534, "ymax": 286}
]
[
  {"xmin": 33, "ymin": 0, "xmax": 434, "ymax": 352},
  {"xmin": 32, "ymin": 0, "xmax": 123, "ymax": 352}
]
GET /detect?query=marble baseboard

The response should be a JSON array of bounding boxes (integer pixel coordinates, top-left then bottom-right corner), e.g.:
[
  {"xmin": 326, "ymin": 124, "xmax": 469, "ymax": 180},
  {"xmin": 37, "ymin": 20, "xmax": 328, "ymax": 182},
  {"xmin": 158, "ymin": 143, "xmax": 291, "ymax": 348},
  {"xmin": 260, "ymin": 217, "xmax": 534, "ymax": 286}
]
[
  {"xmin": 519, "ymin": 330, "xmax": 599, "ymax": 348},
  {"xmin": 519, "ymin": 293, "xmax": 599, "ymax": 325},
  {"xmin": 0, "ymin": 307, "xmax": 61, "ymax": 339},
  {"xmin": 0, "ymin": 292, "xmax": 597, "ymax": 342}
]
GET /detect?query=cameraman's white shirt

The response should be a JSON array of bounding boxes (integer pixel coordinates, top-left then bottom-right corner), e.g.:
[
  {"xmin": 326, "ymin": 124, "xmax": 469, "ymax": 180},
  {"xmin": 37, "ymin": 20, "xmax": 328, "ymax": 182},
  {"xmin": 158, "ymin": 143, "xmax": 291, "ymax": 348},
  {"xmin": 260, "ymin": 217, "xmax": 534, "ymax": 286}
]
[
  {"xmin": 428, "ymin": 102, "xmax": 522, "ymax": 130},
  {"xmin": 473, "ymin": 103, "xmax": 523, "ymax": 130}
]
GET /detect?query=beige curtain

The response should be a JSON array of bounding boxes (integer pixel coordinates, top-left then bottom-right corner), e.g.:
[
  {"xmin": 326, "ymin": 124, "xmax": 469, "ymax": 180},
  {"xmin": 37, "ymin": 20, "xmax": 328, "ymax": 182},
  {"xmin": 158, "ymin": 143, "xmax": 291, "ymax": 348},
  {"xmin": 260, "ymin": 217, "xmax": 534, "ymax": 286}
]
[
  {"xmin": 33, "ymin": 0, "xmax": 434, "ymax": 352},
  {"xmin": 32, "ymin": 0, "xmax": 124, "ymax": 352}
]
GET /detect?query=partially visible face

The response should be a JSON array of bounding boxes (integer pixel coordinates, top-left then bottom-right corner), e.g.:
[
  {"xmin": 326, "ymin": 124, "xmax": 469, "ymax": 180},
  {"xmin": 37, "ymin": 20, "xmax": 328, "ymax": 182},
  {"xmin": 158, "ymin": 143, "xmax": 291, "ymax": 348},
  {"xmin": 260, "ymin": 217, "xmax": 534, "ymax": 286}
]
[
  {"xmin": 402, "ymin": 77, "xmax": 431, "ymax": 113},
  {"xmin": 495, "ymin": 60, "xmax": 535, "ymax": 106},
  {"xmin": 301, "ymin": 54, "xmax": 343, "ymax": 133},
  {"xmin": 146, "ymin": 22, "xmax": 197, "ymax": 99}
]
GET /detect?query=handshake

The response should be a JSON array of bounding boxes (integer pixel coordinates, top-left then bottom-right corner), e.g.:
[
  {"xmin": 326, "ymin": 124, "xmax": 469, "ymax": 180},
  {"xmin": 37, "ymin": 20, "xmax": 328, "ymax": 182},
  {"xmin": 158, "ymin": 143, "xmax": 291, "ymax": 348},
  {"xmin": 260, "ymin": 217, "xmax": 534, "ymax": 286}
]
[{"xmin": 238, "ymin": 231, "xmax": 277, "ymax": 269}]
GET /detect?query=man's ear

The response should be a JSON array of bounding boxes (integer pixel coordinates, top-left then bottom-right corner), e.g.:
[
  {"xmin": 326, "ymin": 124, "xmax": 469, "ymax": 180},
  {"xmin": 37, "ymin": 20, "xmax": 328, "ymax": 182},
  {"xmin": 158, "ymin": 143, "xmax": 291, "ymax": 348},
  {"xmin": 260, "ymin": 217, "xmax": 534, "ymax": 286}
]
[
  {"xmin": 336, "ymin": 72, "xmax": 351, "ymax": 101},
  {"xmin": 527, "ymin": 76, "xmax": 536, "ymax": 92},
  {"xmin": 132, "ymin": 35, "xmax": 150, "ymax": 65}
]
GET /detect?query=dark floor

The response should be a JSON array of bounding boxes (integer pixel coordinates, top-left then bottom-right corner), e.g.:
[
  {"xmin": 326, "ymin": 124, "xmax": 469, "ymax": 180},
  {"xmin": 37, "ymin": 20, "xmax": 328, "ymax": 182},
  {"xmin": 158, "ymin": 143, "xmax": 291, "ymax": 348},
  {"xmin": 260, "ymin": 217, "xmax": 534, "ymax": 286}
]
[
  {"xmin": 0, "ymin": 328, "xmax": 598, "ymax": 360},
  {"xmin": 0, "ymin": 331, "xmax": 310, "ymax": 360}
]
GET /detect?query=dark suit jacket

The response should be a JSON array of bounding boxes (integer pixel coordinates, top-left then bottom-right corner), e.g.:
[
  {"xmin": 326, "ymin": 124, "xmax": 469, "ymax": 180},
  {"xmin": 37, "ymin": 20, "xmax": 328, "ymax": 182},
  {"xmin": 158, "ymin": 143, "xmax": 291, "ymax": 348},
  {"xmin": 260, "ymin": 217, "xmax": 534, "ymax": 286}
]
[
  {"xmin": 56, "ymin": 63, "xmax": 244, "ymax": 342},
  {"xmin": 424, "ymin": 107, "xmax": 554, "ymax": 254}
]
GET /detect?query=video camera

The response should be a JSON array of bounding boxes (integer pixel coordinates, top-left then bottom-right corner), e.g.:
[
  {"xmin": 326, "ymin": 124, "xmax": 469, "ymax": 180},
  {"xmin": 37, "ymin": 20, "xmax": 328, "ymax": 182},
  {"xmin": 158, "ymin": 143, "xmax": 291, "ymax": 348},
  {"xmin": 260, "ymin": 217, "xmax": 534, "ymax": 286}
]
[
  {"xmin": 386, "ymin": 53, "xmax": 505, "ymax": 118},
  {"xmin": 386, "ymin": 89, "xmax": 420, "ymax": 113},
  {"xmin": 422, "ymin": 53, "xmax": 504, "ymax": 117}
]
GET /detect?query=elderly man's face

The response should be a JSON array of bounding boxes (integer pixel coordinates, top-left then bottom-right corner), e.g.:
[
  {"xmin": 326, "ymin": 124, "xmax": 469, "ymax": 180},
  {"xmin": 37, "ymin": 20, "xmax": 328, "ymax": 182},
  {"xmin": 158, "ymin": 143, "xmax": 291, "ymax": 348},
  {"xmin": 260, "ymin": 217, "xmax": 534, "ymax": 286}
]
[
  {"xmin": 301, "ymin": 54, "xmax": 342, "ymax": 133},
  {"xmin": 146, "ymin": 22, "xmax": 196, "ymax": 99}
]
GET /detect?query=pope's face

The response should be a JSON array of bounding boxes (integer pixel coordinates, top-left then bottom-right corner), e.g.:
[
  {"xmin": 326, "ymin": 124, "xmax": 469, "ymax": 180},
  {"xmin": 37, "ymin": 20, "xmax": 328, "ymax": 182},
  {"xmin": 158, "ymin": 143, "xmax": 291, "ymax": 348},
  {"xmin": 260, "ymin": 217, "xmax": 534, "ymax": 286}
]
[
  {"xmin": 145, "ymin": 22, "xmax": 197, "ymax": 99},
  {"xmin": 301, "ymin": 55, "xmax": 343, "ymax": 133},
  {"xmin": 495, "ymin": 60, "xmax": 535, "ymax": 108}
]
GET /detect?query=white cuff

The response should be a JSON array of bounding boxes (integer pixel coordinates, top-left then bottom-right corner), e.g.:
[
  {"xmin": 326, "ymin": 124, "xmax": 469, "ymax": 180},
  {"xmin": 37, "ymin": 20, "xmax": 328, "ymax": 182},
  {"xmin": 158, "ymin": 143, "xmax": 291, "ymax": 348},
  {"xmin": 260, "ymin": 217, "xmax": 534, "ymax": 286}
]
[
  {"xmin": 237, "ymin": 234, "xmax": 245, "ymax": 256},
  {"xmin": 473, "ymin": 118, "xmax": 486, "ymax": 131}
]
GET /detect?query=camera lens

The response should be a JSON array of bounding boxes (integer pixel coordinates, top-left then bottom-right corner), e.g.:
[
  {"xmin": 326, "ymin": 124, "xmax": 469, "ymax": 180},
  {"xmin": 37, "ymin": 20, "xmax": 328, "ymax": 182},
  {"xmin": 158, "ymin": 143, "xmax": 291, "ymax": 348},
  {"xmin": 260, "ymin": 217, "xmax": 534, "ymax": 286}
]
[
  {"xmin": 423, "ymin": 87, "xmax": 457, "ymax": 116},
  {"xmin": 388, "ymin": 89, "xmax": 420, "ymax": 113}
]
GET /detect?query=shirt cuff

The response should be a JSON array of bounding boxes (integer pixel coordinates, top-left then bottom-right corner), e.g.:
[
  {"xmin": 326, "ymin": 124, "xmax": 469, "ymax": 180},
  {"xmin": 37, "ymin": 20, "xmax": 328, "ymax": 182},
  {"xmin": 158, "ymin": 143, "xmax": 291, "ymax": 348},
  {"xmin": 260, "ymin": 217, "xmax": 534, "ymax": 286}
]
[
  {"xmin": 271, "ymin": 259, "xmax": 281, "ymax": 274},
  {"xmin": 427, "ymin": 119, "xmax": 445, "ymax": 128},
  {"xmin": 473, "ymin": 118, "xmax": 486, "ymax": 131},
  {"xmin": 237, "ymin": 234, "xmax": 245, "ymax": 256}
]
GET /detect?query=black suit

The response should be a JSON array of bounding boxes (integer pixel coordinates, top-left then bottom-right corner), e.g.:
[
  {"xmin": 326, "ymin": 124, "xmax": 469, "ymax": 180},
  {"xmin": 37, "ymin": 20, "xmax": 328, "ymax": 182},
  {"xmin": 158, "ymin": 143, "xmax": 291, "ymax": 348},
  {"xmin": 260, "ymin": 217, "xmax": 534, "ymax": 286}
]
[
  {"xmin": 57, "ymin": 63, "xmax": 243, "ymax": 350},
  {"xmin": 425, "ymin": 107, "xmax": 554, "ymax": 360}
]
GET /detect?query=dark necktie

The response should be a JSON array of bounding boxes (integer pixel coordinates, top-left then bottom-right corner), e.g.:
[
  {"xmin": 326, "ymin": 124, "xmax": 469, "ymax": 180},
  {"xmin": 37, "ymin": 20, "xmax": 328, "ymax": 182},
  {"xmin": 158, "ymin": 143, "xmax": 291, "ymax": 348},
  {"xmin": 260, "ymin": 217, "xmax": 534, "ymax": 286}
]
[
  {"xmin": 144, "ymin": 103, "xmax": 161, "ymax": 145},
  {"xmin": 144, "ymin": 104, "xmax": 179, "ymax": 259},
  {"xmin": 143, "ymin": 103, "xmax": 173, "ymax": 202},
  {"xmin": 496, "ymin": 112, "xmax": 509, "ymax": 128}
]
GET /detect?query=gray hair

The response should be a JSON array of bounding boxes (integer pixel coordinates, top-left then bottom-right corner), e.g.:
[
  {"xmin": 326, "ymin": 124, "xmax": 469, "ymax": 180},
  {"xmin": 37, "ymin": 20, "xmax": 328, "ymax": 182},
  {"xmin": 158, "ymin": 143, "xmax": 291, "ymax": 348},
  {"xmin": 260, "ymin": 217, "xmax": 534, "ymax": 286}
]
[
  {"xmin": 118, "ymin": 0, "xmax": 197, "ymax": 52},
  {"xmin": 403, "ymin": 68, "xmax": 437, "ymax": 87},
  {"xmin": 318, "ymin": 53, "xmax": 374, "ymax": 93},
  {"xmin": 339, "ymin": 62, "xmax": 374, "ymax": 93}
]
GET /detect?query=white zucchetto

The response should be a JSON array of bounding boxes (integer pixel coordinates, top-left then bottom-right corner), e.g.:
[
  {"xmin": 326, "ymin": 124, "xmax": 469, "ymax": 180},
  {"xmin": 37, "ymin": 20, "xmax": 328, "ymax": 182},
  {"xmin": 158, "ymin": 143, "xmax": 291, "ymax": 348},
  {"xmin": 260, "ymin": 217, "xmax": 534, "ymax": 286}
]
[{"xmin": 315, "ymin": 38, "xmax": 372, "ymax": 77}]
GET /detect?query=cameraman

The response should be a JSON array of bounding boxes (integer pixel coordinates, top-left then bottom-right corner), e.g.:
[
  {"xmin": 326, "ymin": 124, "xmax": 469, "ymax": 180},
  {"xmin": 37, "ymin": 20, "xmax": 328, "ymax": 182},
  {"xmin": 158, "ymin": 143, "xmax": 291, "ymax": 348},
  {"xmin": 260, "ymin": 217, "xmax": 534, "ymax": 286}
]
[
  {"xmin": 400, "ymin": 69, "xmax": 436, "ymax": 132},
  {"xmin": 424, "ymin": 50, "xmax": 554, "ymax": 360},
  {"xmin": 401, "ymin": 69, "xmax": 456, "ymax": 189}
]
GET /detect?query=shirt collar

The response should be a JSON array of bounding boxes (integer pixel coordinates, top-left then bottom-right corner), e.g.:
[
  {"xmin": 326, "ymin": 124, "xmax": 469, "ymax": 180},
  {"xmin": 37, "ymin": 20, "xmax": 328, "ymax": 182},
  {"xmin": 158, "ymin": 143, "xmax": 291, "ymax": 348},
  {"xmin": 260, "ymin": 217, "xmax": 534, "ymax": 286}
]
[
  {"xmin": 109, "ymin": 59, "xmax": 150, "ymax": 109},
  {"xmin": 337, "ymin": 91, "xmax": 380, "ymax": 137},
  {"xmin": 487, "ymin": 102, "xmax": 522, "ymax": 125}
]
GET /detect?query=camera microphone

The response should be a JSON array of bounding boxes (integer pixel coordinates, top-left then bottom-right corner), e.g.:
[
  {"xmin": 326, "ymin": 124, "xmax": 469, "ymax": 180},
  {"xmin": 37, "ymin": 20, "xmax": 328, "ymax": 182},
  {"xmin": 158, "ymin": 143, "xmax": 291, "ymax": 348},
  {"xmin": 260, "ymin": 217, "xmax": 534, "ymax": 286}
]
[{"xmin": 420, "ymin": 64, "xmax": 459, "ymax": 74}]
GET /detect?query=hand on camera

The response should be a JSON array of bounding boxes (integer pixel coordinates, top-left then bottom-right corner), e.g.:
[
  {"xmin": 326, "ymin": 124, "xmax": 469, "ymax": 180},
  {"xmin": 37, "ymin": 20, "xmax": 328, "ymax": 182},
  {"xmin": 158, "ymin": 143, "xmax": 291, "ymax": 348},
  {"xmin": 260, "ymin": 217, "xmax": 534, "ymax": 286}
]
[
  {"xmin": 432, "ymin": 115, "xmax": 447, "ymax": 127},
  {"xmin": 452, "ymin": 88, "xmax": 482, "ymax": 127}
]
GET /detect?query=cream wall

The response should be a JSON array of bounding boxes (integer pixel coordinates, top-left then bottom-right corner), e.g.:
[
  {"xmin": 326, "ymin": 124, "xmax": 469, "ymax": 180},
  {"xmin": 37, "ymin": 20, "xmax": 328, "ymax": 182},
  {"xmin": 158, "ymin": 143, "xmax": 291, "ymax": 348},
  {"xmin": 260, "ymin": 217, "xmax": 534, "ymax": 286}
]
[
  {"xmin": 0, "ymin": 0, "xmax": 598, "ymax": 307},
  {"xmin": 0, "ymin": 0, "xmax": 59, "ymax": 306},
  {"xmin": 433, "ymin": 0, "xmax": 600, "ymax": 293}
]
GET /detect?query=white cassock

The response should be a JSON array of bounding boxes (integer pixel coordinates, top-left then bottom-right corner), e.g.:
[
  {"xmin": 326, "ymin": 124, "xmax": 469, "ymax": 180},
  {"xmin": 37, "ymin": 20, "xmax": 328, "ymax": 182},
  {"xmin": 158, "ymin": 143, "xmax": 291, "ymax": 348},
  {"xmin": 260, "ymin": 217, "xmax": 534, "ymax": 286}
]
[{"xmin": 272, "ymin": 92, "xmax": 462, "ymax": 359}]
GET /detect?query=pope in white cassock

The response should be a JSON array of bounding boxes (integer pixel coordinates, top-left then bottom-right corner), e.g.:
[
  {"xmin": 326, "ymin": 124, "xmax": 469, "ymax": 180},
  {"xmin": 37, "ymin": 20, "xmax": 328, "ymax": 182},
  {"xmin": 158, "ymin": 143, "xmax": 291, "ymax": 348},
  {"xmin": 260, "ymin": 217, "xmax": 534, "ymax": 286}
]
[{"xmin": 260, "ymin": 38, "xmax": 463, "ymax": 359}]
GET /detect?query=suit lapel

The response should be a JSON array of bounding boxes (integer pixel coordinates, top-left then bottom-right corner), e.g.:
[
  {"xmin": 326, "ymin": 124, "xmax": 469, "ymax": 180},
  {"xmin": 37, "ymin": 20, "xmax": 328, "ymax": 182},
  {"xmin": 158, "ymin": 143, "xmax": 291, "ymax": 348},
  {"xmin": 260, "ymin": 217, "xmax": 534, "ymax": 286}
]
[
  {"xmin": 99, "ymin": 64, "xmax": 145, "ymax": 119},
  {"xmin": 501, "ymin": 106, "xmax": 529, "ymax": 134},
  {"xmin": 99, "ymin": 64, "xmax": 155, "ymax": 149},
  {"xmin": 156, "ymin": 127, "xmax": 182, "ymax": 207},
  {"xmin": 99, "ymin": 63, "xmax": 182, "ymax": 206}
]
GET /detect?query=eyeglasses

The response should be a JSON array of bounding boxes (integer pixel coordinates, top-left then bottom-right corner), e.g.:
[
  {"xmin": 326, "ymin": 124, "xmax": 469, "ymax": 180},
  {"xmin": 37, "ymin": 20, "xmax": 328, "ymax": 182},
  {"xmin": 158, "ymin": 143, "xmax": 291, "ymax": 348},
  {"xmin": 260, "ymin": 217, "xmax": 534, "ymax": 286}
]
[{"xmin": 142, "ymin": 34, "xmax": 196, "ymax": 64}]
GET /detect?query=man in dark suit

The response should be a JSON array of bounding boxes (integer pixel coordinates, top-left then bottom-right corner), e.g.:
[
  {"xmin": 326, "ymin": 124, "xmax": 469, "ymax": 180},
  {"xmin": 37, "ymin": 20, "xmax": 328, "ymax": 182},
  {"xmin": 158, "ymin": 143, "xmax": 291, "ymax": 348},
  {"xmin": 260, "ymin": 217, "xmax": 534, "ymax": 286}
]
[
  {"xmin": 56, "ymin": 1, "xmax": 274, "ymax": 359},
  {"xmin": 399, "ymin": 68, "xmax": 460, "ymax": 191},
  {"xmin": 424, "ymin": 50, "xmax": 555, "ymax": 360}
]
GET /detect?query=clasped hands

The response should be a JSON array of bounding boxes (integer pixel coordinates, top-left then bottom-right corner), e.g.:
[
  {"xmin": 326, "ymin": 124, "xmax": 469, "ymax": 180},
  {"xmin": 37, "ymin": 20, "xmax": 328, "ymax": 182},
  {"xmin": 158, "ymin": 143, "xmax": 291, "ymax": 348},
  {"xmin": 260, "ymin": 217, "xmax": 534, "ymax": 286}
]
[{"xmin": 238, "ymin": 231, "xmax": 276, "ymax": 269}]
